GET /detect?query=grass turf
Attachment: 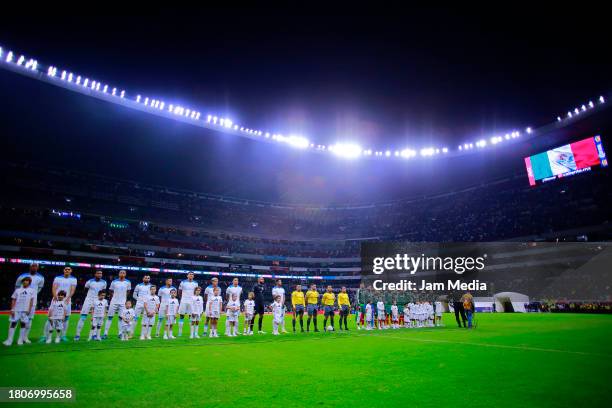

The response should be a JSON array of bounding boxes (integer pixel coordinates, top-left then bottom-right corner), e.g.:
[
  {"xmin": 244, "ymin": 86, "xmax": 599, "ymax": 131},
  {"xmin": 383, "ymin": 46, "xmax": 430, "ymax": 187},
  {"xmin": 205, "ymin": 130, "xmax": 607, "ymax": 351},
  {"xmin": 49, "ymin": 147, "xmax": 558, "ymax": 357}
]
[{"xmin": 0, "ymin": 313, "xmax": 611, "ymax": 407}]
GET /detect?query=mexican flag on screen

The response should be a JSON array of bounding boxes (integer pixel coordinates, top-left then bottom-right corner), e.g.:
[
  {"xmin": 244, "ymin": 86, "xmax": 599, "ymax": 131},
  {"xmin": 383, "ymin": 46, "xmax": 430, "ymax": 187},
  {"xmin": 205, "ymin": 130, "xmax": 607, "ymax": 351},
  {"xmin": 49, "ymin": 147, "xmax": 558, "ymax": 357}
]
[{"xmin": 525, "ymin": 137, "xmax": 602, "ymax": 183}]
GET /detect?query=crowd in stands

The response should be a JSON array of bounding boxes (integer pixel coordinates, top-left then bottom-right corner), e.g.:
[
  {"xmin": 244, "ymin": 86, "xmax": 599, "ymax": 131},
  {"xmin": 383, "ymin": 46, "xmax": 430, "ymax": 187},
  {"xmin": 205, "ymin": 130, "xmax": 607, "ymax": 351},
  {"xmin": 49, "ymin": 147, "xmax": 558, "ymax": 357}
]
[{"xmin": 0, "ymin": 161, "xmax": 610, "ymax": 243}]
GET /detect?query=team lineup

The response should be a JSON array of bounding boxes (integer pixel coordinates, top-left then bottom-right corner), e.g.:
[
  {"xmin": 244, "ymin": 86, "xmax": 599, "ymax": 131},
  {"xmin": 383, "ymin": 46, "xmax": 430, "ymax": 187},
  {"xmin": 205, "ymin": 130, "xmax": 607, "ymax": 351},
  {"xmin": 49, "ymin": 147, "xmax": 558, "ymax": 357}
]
[{"xmin": 4, "ymin": 263, "xmax": 446, "ymax": 346}]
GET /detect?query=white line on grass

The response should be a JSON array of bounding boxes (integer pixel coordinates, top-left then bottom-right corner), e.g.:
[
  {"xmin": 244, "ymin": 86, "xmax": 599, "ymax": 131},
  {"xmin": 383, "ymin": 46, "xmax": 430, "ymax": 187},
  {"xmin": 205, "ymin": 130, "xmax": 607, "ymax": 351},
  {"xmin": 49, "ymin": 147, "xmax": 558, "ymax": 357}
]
[{"xmin": 375, "ymin": 334, "xmax": 612, "ymax": 357}]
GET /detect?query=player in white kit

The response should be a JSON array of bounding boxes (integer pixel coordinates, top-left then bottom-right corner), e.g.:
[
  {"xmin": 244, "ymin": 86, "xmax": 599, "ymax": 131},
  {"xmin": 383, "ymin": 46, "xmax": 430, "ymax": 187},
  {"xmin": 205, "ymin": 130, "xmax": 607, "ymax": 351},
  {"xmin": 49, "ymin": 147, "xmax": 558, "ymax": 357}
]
[
  {"xmin": 225, "ymin": 278, "xmax": 242, "ymax": 335},
  {"xmin": 141, "ymin": 285, "xmax": 159, "ymax": 340},
  {"xmin": 46, "ymin": 291, "xmax": 68, "ymax": 344},
  {"xmin": 243, "ymin": 292, "xmax": 255, "ymax": 335},
  {"xmin": 52, "ymin": 267, "xmax": 77, "ymax": 341},
  {"xmin": 119, "ymin": 300, "xmax": 135, "ymax": 341},
  {"xmin": 190, "ymin": 287, "xmax": 204, "ymax": 339},
  {"xmin": 272, "ymin": 279, "xmax": 288, "ymax": 333},
  {"xmin": 88, "ymin": 290, "xmax": 107, "ymax": 341},
  {"xmin": 103, "ymin": 270, "xmax": 131, "ymax": 339},
  {"xmin": 402, "ymin": 303, "xmax": 409, "ymax": 328},
  {"xmin": 203, "ymin": 277, "xmax": 221, "ymax": 335},
  {"xmin": 365, "ymin": 301, "xmax": 373, "ymax": 330},
  {"xmin": 75, "ymin": 270, "xmax": 107, "ymax": 341},
  {"xmin": 4, "ymin": 277, "xmax": 35, "ymax": 346},
  {"xmin": 15, "ymin": 263, "xmax": 44, "ymax": 344},
  {"xmin": 131, "ymin": 275, "xmax": 152, "ymax": 336},
  {"xmin": 156, "ymin": 278, "xmax": 176, "ymax": 337},
  {"xmin": 391, "ymin": 301, "xmax": 399, "ymax": 329},
  {"xmin": 225, "ymin": 293, "xmax": 241, "ymax": 337},
  {"xmin": 206, "ymin": 287, "xmax": 223, "ymax": 338},
  {"xmin": 376, "ymin": 300, "xmax": 386, "ymax": 330},
  {"xmin": 435, "ymin": 300, "xmax": 444, "ymax": 327},
  {"xmin": 178, "ymin": 272, "xmax": 199, "ymax": 337},
  {"xmin": 164, "ymin": 289, "xmax": 180, "ymax": 339},
  {"xmin": 270, "ymin": 295, "xmax": 284, "ymax": 335}
]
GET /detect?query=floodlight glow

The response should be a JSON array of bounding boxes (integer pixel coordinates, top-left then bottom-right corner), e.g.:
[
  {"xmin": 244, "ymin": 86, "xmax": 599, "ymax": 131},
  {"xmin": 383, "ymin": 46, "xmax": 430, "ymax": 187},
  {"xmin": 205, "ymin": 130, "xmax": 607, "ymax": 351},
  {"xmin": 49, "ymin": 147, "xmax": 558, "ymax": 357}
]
[
  {"xmin": 284, "ymin": 135, "xmax": 310, "ymax": 149},
  {"xmin": 1, "ymin": 44, "xmax": 607, "ymax": 162},
  {"xmin": 329, "ymin": 143, "xmax": 362, "ymax": 159}
]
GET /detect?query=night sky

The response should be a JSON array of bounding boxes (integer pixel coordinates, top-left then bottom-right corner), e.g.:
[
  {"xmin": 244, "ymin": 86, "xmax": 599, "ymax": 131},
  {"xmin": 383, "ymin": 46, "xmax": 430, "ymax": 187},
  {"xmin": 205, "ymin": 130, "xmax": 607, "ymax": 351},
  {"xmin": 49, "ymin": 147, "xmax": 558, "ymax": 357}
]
[{"xmin": 0, "ymin": 9, "xmax": 610, "ymax": 203}]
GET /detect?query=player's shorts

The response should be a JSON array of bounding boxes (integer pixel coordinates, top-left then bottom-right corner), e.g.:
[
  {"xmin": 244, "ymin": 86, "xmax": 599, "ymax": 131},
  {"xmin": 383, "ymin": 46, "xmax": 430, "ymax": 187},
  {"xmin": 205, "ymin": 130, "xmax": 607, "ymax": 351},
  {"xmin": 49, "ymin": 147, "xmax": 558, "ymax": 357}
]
[
  {"xmin": 254, "ymin": 303, "xmax": 265, "ymax": 315},
  {"xmin": 142, "ymin": 315, "xmax": 156, "ymax": 326},
  {"xmin": 365, "ymin": 313, "xmax": 372, "ymax": 322},
  {"xmin": 134, "ymin": 302, "xmax": 146, "ymax": 316},
  {"xmin": 377, "ymin": 310, "xmax": 385, "ymax": 319},
  {"xmin": 436, "ymin": 312, "xmax": 442, "ymax": 317},
  {"xmin": 190, "ymin": 312, "xmax": 202, "ymax": 321},
  {"xmin": 340, "ymin": 305, "xmax": 349, "ymax": 315},
  {"xmin": 92, "ymin": 316, "xmax": 105, "ymax": 327},
  {"xmin": 10, "ymin": 311, "xmax": 30, "ymax": 324},
  {"xmin": 178, "ymin": 301, "xmax": 193, "ymax": 315},
  {"xmin": 359, "ymin": 313, "xmax": 365, "ymax": 323},
  {"xmin": 307, "ymin": 304, "xmax": 318, "ymax": 316},
  {"xmin": 244, "ymin": 313, "xmax": 254, "ymax": 321},
  {"xmin": 158, "ymin": 303, "xmax": 169, "ymax": 317},
  {"xmin": 294, "ymin": 305, "xmax": 305, "ymax": 314},
  {"xmin": 324, "ymin": 306, "xmax": 335, "ymax": 316},
  {"xmin": 119, "ymin": 321, "xmax": 132, "ymax": 333},
  {"xmin": 49, "ymin": 318, "xmax": 64, "ymax": 330},
  {"xmin": 273, "ymin": 316, "xmax": 283, "ymax": 325},
  {"xmin": 429, "ymin": 314, "xmax": 435, "ymax": 319},
  {"xmin": 166, "ymin": 315, "xmax": 176, "ymax": 325},
  {"xmin": 107, "ymin": 302, "xmax": 125, "ymax": 317},
  {"xmin": 392, "ymin": 314, "xmax": 399, "ymax": 321},
  {"xmin": 81, "ymin": 298, "xmax": 97, "ymax": 315},
  {"xmin": 226, "ymin": 313, "xmax": 238, "ymax": 322},
  {"xmin": 209, "ymin": 310, "xmax": 220, "ymax": 319}
]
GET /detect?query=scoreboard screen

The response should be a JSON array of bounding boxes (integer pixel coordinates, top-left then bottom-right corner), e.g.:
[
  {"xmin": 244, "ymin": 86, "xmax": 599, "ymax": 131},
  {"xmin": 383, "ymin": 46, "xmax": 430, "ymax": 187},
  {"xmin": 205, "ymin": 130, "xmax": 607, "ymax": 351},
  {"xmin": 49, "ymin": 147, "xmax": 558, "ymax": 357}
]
[{"xmin": 524, "ymin": 135, "xmax": 607, "ymax": 186}]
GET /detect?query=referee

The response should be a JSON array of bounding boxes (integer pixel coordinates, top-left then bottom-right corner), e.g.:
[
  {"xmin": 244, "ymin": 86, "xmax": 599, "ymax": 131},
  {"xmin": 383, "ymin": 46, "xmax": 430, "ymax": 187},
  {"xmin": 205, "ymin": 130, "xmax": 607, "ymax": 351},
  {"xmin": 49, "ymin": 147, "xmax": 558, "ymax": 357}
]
[{"xmin": 251, "ymin": 277, "xmax": 266, "ymax": 334}]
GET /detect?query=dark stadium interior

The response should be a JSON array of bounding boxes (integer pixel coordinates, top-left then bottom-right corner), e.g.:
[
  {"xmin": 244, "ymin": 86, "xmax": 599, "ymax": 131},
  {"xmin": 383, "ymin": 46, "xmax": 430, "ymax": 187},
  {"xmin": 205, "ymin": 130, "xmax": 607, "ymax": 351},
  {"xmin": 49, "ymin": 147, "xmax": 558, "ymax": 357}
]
[{"xmin": 0, "ymin": 11, "xmax": 611, "ymax": 313}]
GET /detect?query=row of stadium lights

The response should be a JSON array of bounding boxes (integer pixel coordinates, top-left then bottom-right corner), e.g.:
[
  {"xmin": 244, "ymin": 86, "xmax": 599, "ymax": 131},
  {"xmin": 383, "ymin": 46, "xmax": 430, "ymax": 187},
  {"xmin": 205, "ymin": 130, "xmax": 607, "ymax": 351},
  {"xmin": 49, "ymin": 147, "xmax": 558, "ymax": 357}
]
[
  {"xmin": 0, "ymin": 46, "xmax": 605, "ymax": 160},
  {"xmin": 556, "ymin": 96, "xmax": 606, "ymax": 122}
]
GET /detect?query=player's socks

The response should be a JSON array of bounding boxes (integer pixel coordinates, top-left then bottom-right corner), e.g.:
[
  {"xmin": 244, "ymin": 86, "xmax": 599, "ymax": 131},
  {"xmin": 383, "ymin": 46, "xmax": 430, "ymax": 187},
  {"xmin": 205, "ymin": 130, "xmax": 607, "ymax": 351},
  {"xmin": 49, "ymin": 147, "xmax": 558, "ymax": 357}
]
[
  {"xmin": 62, "ymin": 317, "xmax": 70, "ymax": 339},
  {"xmin": 178, "ymin": 319, "xmax": 184, "ymax": 336},
  {"xmin": 156, "ymin": 319, "xmax": 163, "ymax": 336},
  {"xmin": 75, "ymin": 315, "xmax": 87, "ymax": 338},
  {"xmin": 203, "ymin": 323, "xmax": 208, "ymax": 334},
  {"xmin": 103, "ymin": 317, "xmax": 113, "ymax": 336},
  {"xmin": 5, "ymin": 326, "xmax": 16, "ymax": 346}
]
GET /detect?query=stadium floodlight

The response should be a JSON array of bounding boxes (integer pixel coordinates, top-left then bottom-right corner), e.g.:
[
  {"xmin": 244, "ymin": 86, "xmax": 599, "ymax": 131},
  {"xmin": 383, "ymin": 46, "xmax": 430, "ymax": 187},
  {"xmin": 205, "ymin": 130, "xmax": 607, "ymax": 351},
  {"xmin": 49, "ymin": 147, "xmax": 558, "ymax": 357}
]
[
  {"xmin": 120, "ymin": 90, "xmax": 125, "ymax": 98},
  {"xmin": 442, "ymin": 147, "xmax": 448, "ymax": 153},
  {"xmin": 420, "ymin": 147, "xmax": 435, "ymax": 157},
  {"xmin": 557, "ymin": 116, "xmax": 562, "ymax": 121},
  {"xmin": 330, "ymin": 143, "xmax": 362, "ymax": 159},
  {"xmin": 526, "ymin": 127, "xmax": 532, "ymax": 134},
  {"xmin": 136, "ymin": 95, "xmax": 141, "ymax": 103},
  {"xmin": 401, "ymin": 148, "xmax": 416, "ymax": 158},
  {"xmin": 581, "ymin": 105, "xmax": 587, "ymax": 111},
  {"xmin": 600, "ymin": 95, "xmax": 605, "ymax": 103},
  {"xmin": 588, "ymin": 101, "xmax": 594, "ymax": 108},
  {"xmin": 283, "ymin": 135, "xmax": 310, "ymax": 149},
  {"xmin": 17, "ymin": 55, "xmax": 25, "ymax": 65},
  {"xmin": 5, "ymin": 51, "xmax": 13, "ymax": 62}
]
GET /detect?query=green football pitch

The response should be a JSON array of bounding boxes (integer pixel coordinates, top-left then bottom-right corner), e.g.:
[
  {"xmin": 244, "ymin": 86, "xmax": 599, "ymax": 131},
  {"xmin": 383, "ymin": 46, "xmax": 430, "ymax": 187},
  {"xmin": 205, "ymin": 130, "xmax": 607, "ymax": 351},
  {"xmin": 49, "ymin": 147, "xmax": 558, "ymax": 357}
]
[{"xmin": 0, "ymin": 313, "xmax": 611, "ymax": 407}]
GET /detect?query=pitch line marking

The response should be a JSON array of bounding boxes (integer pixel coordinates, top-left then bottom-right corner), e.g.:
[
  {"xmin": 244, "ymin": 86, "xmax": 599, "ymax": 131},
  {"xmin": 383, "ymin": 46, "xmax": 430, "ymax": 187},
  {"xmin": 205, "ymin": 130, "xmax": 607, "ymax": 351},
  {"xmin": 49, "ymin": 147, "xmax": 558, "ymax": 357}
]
[{"xmin": 378, "ymin": 334, "xmax": 612, "ymax": 357}]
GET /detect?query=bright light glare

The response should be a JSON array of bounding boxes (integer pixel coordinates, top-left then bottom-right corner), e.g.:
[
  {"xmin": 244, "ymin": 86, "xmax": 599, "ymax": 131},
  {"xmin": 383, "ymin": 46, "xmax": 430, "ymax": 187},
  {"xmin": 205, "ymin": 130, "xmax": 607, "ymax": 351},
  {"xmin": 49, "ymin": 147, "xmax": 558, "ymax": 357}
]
[{"xmin": 330, "ymin": 143, "xmax": 362, "ymax": 159}]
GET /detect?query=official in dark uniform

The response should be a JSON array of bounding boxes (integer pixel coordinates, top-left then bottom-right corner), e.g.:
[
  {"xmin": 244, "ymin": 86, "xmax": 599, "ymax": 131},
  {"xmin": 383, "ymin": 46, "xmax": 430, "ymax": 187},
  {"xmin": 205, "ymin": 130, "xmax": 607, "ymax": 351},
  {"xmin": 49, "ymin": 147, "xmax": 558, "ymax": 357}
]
[{"xmin": 251, "ymin": 277, "xmax": 266, "ymax": 334}]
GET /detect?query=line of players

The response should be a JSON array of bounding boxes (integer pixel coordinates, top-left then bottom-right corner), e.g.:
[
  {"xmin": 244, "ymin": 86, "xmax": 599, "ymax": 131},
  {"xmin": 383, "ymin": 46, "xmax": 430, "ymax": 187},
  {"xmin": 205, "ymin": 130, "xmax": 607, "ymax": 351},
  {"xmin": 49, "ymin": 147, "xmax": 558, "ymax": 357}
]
[
  {"xmin": 4, "ymin": 264, "xmax": 353, "ymax": 346},
  {"xmin": 356, "ymin": 300, "xmax": 444, "ymax": 330}
]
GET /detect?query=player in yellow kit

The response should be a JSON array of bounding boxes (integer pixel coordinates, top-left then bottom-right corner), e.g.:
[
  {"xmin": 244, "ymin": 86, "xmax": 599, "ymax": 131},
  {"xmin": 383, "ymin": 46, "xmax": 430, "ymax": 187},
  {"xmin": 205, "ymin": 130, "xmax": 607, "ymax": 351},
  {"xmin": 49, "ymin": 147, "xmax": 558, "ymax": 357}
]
[
  {"xmin": 291, "ymin": 284, "xmax": 306, "ymax": 333},
  {"xmin": 337, "ymin": 286, "xmax": 351, "ymax": 331},
  {"xmin": 305, "ymin": 284, "xmax": 320, "ymax": 332},
  {"xmin": 321, "ymin": 285, "xmax": 336, "ymax": 332}
]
